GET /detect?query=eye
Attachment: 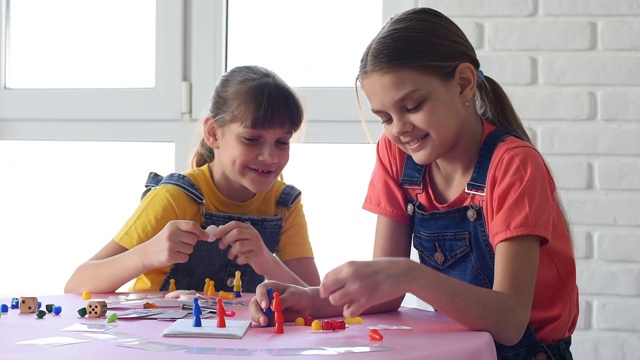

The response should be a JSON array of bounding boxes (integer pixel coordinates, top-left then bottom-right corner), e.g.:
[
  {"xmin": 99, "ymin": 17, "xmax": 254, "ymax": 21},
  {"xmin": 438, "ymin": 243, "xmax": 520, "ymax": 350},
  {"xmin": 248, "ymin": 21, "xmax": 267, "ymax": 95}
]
[
  {"xmin": 406, "ymin": 102, "xmax": 423, "ymax": 113},
  {"xmin": 380, "ymin": 117, "xmax": 392, "ymax": 125},
  {"xmin": 276, "ymin": 140, "xmax": 290, "ymax": 147},
  {"xmin": 243, "ymin": 137, "xmax": 259, "ymax": 143}
]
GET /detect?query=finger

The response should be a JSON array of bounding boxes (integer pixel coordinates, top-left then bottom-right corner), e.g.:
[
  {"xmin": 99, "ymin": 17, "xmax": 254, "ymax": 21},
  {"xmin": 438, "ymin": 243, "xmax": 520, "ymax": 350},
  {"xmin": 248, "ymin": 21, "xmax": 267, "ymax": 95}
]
[
  {"xmin": 173, "ymin": 241, "xmax": 195, "ymax": 256},
  {"xmin": 319, "ymin": 268, "xmax": 347, "ymax": 299},
  {"xmin": 342, "ymin": 301, "xmax": 365, "ymax": 319},
  {"xmin": 213, "ymin": 220, "xmax": 244, "ymax": 238},
  {"xmin": 216, "ymin": 229, "xmax": 240, "ymax": 249},
  {"xmin": 248, "ymin": 296, "xmax": 269, "ymax": 326},
  {"xmin": 173, "ymin": 220, "xmax": 209, "ymax": 243},
  {"xmin": 218, "ymin": 228, "xmax": 256, "ymax": 250}
]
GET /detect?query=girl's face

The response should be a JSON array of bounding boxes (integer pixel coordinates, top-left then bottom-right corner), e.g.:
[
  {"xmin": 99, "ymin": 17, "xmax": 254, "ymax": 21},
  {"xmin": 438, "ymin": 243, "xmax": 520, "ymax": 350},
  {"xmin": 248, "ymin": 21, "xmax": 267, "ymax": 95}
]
[
  {"xmin": 208, "ymin": 121, "xmax": 293, "ymax": 202},
  {"xmin": 361, "ymin": 68, "xmax": 469, "ymax": 165}
]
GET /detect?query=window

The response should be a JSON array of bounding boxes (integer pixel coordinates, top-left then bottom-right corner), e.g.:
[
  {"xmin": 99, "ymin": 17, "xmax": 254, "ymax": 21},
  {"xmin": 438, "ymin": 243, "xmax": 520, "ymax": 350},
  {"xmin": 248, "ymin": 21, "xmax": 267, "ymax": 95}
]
[
  {"xmin": 0, "ymin": 1, "xmax": 420, "ymax": 301},
  {"xmin": 0, "ymin": 0, "xmax": 183, "ymax": 120},
  {"xmin": 7, "ymin": 0, "xmax": 155, "ymax": 89},
  {"xmin": 0, "ymin": 140, "xmax": 174, "ymax": 296},
  {"xmin": 227, "ymin": 0, "xmax": 382, "ymax": 88}
]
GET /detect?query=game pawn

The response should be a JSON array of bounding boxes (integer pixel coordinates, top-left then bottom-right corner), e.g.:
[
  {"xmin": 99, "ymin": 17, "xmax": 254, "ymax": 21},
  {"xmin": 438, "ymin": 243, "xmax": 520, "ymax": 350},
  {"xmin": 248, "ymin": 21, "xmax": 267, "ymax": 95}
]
[
  {"xmin": 262, "ymin": 287, "xmax": 274, "ymax": 327},
  {"xmin": 192, "ymin": 298, "xmax": 202, "ymax": 327},
  {"xmin": 216, "ymin": 297, "xmax": 226, "ymax": 328},
  {"xmin": 273, "ymin": 292, "xmax": 284, "ymax": 334},
  {"xmin": 233, "ymin": 270, "xmax": 242, "ymax": 298}
]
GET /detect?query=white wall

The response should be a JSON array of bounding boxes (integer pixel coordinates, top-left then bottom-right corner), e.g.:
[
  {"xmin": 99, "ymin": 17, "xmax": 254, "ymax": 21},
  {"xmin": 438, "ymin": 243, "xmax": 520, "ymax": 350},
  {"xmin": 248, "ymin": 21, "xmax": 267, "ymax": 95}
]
[{"xmin": 421, "ymin": 0, "xmax": 640, "ymax": 358}]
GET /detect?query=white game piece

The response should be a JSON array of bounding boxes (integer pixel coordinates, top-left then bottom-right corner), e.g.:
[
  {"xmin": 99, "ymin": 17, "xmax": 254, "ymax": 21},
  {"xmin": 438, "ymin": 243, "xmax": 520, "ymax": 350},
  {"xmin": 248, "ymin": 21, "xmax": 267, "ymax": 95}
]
[
  {"xmin": 165, "ymin": 290, "xmax": 196, "ymax": 299},
  {"xmin": 205, "ymin": 225, "xmax": 218, "ymax": 242}
]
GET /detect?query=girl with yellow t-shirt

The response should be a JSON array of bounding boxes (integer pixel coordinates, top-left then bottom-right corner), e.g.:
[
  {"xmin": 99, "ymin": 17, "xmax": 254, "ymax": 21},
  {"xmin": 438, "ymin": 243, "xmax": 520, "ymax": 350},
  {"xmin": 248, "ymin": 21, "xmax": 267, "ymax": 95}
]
[{"xmin": 65, "ymin": 65, "xmax": 320, "ymax": 294}]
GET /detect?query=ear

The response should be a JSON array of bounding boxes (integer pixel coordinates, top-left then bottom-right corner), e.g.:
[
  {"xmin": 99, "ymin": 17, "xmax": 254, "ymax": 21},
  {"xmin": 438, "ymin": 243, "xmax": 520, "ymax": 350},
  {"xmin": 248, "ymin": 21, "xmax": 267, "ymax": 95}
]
[
  {"xmin": 454, "ymin": 63, "xmax": 477, "ymax": 103},
  {"xmin": 203, "ymin": 116, "xmax": 221, "ymax": 149}
]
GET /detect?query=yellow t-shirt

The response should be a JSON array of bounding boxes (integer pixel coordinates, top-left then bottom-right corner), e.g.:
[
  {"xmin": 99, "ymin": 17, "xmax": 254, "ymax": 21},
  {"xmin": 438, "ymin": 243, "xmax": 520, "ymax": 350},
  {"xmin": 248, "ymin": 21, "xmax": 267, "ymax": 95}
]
[{"xmin": 114, "ymin": 164, "xmax": 313, "ymax": 291}]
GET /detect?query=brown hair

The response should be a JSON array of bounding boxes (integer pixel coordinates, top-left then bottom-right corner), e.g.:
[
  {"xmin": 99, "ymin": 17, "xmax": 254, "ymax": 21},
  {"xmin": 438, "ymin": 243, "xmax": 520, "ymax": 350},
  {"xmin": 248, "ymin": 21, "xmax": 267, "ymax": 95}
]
[
  {"xmin": 357, "ymin": 8, "xmax": 573, "ymax": 238},
  {"xmin": 357, "ymin": 7, "xmax": 531, "ymax": 143},
  {"xmin": 191, "ymin": 65, "xmax": 304, "ymax": 168}
]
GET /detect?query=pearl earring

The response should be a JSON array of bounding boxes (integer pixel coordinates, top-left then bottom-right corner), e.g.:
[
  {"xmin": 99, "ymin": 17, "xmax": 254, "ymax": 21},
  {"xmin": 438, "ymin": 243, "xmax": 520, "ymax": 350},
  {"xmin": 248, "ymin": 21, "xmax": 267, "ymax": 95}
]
[{"xmin": 464, "ymin": 100, "xmax": 469, "ymax": 106}]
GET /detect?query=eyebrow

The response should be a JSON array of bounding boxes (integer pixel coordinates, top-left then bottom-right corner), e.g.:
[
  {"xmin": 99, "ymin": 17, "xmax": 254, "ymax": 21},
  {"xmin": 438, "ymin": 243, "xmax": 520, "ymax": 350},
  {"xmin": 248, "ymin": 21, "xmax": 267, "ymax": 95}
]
[{"xmin": 370, "ymin": 88, "xmax": 421, "ymax": 114}]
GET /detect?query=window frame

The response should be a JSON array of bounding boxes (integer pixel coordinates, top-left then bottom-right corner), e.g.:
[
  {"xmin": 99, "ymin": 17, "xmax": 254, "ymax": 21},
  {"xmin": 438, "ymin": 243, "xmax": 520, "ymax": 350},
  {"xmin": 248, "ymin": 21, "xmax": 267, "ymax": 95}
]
[
  {"xmin": 0, "ymin": 0, "xmax": 183, "ymax": 121},
  {"xmin": 0, "ymin": 0, "xmax": 414, "ymax": 156},
  {"xmin": 191, "ymin": 0, "xmax": 415, "ymax": 146}
]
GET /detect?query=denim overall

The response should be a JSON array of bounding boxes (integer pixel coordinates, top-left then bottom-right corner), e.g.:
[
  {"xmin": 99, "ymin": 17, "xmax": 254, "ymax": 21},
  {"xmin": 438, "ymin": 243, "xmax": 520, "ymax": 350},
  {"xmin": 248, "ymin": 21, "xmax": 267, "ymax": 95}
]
[
  {"xmin": 142, "ymin": 172, "xmax": 301, "ymax": 294},
  {"xmin": 402, "ymin": 130, "xmax": 572, "ymax": 360}
]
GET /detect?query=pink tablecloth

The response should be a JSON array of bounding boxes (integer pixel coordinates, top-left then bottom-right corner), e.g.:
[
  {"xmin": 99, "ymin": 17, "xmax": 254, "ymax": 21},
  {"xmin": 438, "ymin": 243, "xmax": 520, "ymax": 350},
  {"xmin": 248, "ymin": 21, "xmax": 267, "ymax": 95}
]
[{"xmin": 1, "ymin": 293, "xmax": 496, "ymax": 360}]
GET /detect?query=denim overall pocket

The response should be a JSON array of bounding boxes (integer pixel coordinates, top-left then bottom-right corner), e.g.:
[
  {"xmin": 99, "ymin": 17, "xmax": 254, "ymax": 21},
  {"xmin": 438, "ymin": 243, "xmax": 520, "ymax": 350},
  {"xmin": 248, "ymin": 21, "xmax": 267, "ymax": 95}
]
[{"xmin": 413, "ymin": 230, "xmax": 492, "ymax": 289}]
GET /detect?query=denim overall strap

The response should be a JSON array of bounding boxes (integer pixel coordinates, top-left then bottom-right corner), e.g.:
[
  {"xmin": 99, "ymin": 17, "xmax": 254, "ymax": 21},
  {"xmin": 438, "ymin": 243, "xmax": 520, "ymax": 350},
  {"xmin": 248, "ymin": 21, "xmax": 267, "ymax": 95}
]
[
  {"xmin": 142, "ymin": 172, "xmax": 205, "ymax": 204},
  {"xmin": 155, "ymin": 177, "xmax": 299, "ymax": 294},
  {"xmin": 466, "ymin": 130, "xmax": 510, "ymax": 196},
  {"xmin": 399, "ymin": 155, "xmax": 426, "ymax": 189},
  {"xmin": 405, "ymin": 131, "xmax": 568, "ymax": 359},
  {"xmin": 277, "ymin": 184, "xmax": 301, "ymax": 207}
]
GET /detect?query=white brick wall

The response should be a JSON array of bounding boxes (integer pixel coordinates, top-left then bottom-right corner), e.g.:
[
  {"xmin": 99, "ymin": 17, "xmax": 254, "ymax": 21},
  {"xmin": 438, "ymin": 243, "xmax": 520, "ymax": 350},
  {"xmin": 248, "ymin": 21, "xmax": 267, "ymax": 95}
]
[{"xmin": 420, "ymin": 1, "xmax": 640, "ymax": 358}]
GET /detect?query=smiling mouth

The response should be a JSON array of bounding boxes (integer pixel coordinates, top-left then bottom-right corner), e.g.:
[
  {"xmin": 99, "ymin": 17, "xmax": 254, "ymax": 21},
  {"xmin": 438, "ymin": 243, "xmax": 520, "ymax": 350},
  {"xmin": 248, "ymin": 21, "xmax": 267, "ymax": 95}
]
[
  {"xmin": 249, "ymin": 167, "xmax": 275, "ymax": 174},
  {"xmin": 406, "ymin": 134, "xmax": 427, "ymax": 147}
]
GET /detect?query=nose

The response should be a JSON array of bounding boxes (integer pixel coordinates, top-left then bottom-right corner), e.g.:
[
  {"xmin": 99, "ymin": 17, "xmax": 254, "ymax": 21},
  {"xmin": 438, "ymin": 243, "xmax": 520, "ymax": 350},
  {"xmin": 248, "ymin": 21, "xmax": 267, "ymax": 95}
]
[
  {"xmin": 389, "ymin": 115, "xmax": 413, "ymax": 137},
  {"xmin": 259, "ymin": 144, "xmax": 278, "ymax": 163}
]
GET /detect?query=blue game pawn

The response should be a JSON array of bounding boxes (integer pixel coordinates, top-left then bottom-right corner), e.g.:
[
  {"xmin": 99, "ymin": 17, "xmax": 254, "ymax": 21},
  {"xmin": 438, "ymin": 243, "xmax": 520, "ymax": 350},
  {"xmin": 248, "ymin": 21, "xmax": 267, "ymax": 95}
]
[
  {"xmin": 261, "ymin": 287, "xmax": 274, "ymax": 327},
  {"xmin": 192, "ymin": 298, "xmax": 202, "ymax": 327}
]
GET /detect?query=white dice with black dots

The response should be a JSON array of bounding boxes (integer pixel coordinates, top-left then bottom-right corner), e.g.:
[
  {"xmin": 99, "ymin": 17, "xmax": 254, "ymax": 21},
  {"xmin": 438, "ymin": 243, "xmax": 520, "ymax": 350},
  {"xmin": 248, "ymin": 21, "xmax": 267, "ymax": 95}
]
[{"xmin": 86, "ymin": 300, "xmax": 108, "ymax": 318}]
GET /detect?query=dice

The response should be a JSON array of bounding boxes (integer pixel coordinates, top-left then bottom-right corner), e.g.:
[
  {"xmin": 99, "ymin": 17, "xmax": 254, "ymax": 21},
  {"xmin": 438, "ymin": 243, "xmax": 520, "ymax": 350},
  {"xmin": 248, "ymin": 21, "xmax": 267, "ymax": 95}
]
[
  {"xmin": 19, "ymin": 297, "xmax": 38, "ymax": 313},
  {"xmin": 85, "ymin": 300, "xmax": 108, "ymax": 318}
]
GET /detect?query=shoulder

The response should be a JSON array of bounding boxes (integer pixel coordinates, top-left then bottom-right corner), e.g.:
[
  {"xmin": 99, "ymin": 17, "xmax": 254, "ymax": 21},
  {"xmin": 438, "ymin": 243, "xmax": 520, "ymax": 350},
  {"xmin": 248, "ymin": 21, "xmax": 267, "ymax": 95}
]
[
  {"xmin": 493, "ymin": 137, "xmax": 550, "ymax": 175},
  {"xmin": 374, "ymin": 133, "xmax": 406, "ymax": 178},
  {"xmin": 488, "ymin": 136, "xmax": 557, "ymax": 195},
  {"xmin": 183, "ymin": 164, "xmax": 211, "ymax": 188}
]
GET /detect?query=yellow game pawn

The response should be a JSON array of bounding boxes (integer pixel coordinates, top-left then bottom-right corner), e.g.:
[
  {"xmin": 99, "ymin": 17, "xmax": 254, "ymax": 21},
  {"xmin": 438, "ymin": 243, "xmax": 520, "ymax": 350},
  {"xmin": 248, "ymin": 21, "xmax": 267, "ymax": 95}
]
[
  {"xmin": 204, "ymin": 278, "xmax": 210, "ymax": 293},
  {"xmin": 168, "ymin": 279, "xmax": 176, "ymax": 292},
  {"xmin": 81, "ymin": 291, "xmax": 91, "ymax": 300},
  {"xmin": 233, "ymin": 271, "xmax": 242, "ymax": 297},
  {"xmin": 218, "ymin": 291, "xmax": 235, "ymax": 299},
  {"xmin": 207, "ymin": 280, "xmax": 216, "ymax": 296}
]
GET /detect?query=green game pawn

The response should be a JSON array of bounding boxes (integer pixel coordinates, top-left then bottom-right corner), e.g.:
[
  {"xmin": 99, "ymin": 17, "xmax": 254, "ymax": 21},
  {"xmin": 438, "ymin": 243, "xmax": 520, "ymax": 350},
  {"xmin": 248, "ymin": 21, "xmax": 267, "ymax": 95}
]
[
  {"xmin": 106, "ymin": 313, "xmax": 118, "ymax": 323},
  {"xmin": 36, "ymin": 309, "xmax": 47, "ymax": 318},
  {"xmin": 77, "ymin": 307, "xmax": 87, "ymax": 317}
]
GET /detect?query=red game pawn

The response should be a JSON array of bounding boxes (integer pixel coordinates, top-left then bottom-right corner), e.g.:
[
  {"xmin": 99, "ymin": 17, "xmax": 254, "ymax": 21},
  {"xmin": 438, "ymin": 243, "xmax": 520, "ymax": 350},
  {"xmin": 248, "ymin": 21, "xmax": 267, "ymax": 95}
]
[
  {"xmin": 272, "ymin": 292, "xmax": 282, "ymax": 312},
  {"xmin": 274, "ymin": 311, "xmax": 285, "ymax": 324},
  {"xmin": 273, "ymin": 292, "xmax": 284, "ymax": 334},
  {"xmin": 369, "ymin": 329, "xmax": 384, "ymax": 341},
  {"xmin": 216, "ymin": 297, "xmax": 226, "ymax": 328},
  {"xmin": 274, "ymin": 322, "xmax": 284, "ymax": 334}
]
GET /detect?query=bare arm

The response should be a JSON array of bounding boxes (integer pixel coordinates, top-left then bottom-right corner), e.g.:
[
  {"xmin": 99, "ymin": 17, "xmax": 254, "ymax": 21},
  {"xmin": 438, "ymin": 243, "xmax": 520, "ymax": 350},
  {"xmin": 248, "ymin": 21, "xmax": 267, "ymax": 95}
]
[
  {"xmin": 213, "ymin": 221, "xmax": 320, "ymax": 287},
  {"xmin": 64, "ymin": 240, "xmax": 148, "ymax": 294},
  {"xmin": 319, "ymin": 215, "xmax": 540, "ymax": 345},
  {"xmin": 65, "ymin": 220, "xmax": 209, "ymax": 294},
  {"xmin": 248, "ymin": 254, "xmax": 320, "ymax": 287},
  {"xmin": 363, "ymin": 215, "xmax": 413, "ymax": 313},
  {"xmin": 405, "ymin": 235, "xmax": 539, "ymax": 345},
  {"xmin": 282, "ymin": 257, "xmax": 321, "ymax": 286}
]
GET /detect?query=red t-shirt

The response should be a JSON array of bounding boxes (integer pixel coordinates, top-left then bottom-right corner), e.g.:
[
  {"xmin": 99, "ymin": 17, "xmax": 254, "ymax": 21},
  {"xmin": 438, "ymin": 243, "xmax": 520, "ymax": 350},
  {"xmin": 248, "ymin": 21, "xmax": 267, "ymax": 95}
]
[{"xmin": 363, "ymin": 120, "xmax": 578, "ymax": 343}]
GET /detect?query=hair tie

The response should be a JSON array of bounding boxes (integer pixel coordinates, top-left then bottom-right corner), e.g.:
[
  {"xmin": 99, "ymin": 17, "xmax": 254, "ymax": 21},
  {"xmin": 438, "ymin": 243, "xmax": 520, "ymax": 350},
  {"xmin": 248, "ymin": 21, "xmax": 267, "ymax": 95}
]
[{"xmin": 477, "ymin": 69, "xmax": 485, "ymax": 86}]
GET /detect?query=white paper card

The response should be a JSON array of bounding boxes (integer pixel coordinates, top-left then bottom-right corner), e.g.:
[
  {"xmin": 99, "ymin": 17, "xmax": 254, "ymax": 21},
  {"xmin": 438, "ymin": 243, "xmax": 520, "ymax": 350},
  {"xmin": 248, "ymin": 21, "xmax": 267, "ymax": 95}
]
[{"xmin": 162, "ymin": 319, "xmax": 251, "ymax": 339}]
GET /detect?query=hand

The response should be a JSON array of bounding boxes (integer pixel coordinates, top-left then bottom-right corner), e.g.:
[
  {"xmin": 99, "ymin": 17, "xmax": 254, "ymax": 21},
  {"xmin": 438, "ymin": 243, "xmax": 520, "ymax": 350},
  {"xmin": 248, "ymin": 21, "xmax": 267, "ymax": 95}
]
[
  {"xmin": 212, "ymin": 221, "xmax": 273, "ymax": 274},
  {"xmin": 139, "ymin": 220, "xmax": 209, "ymax": 269},
  {"xmin": 319, "ymin": 258, "xmax": 411, "ymax": 318},
  {"xmin": 249, "ymin": 281, "xmax": 314, "ymax": 326}
]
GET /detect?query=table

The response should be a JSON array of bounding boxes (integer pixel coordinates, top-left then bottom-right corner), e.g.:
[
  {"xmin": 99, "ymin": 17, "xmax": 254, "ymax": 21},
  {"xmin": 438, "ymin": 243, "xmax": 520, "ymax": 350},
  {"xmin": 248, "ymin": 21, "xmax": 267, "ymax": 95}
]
[{"xmin": 1, "ymin": 293, "xmax": 497, "ymax": 359}]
